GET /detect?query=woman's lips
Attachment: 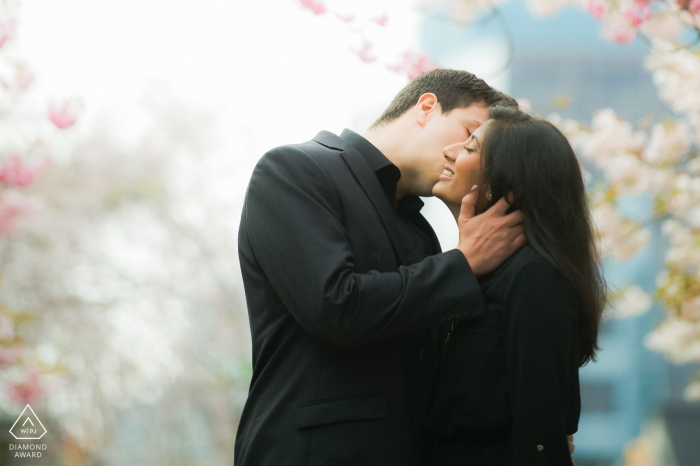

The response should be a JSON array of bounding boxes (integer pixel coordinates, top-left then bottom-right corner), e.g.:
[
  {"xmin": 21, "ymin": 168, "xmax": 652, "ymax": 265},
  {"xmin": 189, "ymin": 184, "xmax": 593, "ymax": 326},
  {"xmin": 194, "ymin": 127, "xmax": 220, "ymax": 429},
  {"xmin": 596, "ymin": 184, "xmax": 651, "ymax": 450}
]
[{"xmin": 439, "ymin": 166, "xmax": 455, "ymax": 181}]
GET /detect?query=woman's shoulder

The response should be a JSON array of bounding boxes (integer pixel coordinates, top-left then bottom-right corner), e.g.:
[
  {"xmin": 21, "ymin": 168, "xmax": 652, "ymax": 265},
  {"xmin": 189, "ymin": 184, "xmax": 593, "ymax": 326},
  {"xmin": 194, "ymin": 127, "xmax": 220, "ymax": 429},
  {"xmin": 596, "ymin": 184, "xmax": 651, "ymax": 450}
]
[
  {"xmin": 481, "ymin": 245, "xmax": 574, "ymax": 300},
  {"xmin": 482, "ymin": 245, "xmax": 554, "ymax": 283}
]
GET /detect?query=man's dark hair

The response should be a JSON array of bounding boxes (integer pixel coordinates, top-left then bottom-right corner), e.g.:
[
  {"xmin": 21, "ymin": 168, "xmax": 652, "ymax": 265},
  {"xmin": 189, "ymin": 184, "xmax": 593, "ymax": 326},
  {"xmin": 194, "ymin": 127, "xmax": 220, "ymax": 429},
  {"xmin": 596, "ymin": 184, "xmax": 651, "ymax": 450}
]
[
  {"xmin": 481, "ymin": 106, "xmax": 607, "ymax": 367},
  {"xmin": 370, "ymin": 69, "xmax": 518, "ymax": 128}
]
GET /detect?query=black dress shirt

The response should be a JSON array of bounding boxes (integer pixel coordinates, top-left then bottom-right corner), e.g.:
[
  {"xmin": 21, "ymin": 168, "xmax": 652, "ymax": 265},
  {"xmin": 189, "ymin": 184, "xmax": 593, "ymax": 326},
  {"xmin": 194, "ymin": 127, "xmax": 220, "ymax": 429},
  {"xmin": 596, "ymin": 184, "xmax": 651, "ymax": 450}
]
[
  {"xmin": 340, "ymin": 129, "xmax": 433, "ymax": 262},
  {"xmin": 422, "ymin": 245, "xmax": 581, "ymax": 466}
]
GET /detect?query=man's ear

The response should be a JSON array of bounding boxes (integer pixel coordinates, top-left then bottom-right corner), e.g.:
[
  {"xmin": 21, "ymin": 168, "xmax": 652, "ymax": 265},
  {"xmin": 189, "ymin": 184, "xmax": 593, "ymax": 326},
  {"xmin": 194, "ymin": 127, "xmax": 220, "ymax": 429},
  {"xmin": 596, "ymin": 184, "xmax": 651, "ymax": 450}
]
[{"xmin": 414, "ymin": 93, "xmax": 440, "ymax": 127}]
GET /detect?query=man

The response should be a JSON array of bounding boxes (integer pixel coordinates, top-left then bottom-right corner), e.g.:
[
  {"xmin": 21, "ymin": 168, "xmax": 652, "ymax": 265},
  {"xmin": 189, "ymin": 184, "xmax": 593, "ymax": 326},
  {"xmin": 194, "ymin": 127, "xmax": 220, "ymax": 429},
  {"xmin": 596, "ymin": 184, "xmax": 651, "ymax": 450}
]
[{"xmin": 235, "ymin": 70, "xmax": 524, "ymax": 466}]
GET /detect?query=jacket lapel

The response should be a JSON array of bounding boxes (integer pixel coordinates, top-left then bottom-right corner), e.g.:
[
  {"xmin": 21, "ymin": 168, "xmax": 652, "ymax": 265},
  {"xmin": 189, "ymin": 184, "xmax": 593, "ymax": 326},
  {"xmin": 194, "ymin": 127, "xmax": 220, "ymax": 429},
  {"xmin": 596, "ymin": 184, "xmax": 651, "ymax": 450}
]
[{"xmin": 338, "ymin": 147, "xmax": 411, "ymax": 266}]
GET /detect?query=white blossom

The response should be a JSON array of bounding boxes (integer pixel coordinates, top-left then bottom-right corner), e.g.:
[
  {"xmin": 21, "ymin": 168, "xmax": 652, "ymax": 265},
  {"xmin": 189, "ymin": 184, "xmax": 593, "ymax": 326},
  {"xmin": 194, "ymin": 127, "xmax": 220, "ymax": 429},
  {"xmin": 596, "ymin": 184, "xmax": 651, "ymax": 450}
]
[{"xmin": 609, "ymin": 285, "xmax": 653, "ymax": 319}]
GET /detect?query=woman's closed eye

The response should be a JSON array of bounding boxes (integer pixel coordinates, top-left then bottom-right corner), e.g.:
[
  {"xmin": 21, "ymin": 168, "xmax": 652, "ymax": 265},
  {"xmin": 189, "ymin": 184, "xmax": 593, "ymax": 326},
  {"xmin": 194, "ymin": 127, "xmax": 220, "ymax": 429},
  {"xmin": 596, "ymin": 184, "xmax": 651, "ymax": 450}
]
[{"xmin": 464, "ymin": 146, "xmax": 474, "ymax": 153}]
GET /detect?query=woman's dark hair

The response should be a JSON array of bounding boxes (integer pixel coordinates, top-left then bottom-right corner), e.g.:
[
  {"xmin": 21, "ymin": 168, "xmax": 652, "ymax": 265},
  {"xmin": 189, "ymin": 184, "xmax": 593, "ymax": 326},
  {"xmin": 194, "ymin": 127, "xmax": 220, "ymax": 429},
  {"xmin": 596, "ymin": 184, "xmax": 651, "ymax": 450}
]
[{"xmin": 482, "ymin": 106, "xmax": 606, "ymax": 366}]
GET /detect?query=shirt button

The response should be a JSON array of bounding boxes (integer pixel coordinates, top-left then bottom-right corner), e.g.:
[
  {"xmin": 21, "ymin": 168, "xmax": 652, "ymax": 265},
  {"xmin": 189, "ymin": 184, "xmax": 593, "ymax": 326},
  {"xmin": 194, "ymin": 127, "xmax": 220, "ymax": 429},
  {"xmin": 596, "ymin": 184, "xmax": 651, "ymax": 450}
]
[
  {"xmin": 537, "ymin": 445, "xmax": 544, "ymax": 451},
  {"xmin": 419, "ymin": 349, "xmax": 427, "ymax": 360}
]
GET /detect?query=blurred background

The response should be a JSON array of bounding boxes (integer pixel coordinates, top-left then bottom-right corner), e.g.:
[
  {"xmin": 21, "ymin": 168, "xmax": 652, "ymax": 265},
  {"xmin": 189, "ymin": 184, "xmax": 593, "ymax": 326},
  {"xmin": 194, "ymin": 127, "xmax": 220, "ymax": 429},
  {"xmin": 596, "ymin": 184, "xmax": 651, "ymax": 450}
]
[{"xmin": 0, "ymin": 0, "xmax": 698, "ymax": 464}]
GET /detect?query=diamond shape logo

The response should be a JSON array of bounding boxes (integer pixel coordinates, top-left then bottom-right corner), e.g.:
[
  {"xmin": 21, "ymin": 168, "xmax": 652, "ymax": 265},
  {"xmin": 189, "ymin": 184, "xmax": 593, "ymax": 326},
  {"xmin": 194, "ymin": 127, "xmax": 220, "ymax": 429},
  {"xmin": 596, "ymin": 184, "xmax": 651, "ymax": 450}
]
[{"xmin": 9, "ymin": 404, "xmax": 47, "ymax": 440}]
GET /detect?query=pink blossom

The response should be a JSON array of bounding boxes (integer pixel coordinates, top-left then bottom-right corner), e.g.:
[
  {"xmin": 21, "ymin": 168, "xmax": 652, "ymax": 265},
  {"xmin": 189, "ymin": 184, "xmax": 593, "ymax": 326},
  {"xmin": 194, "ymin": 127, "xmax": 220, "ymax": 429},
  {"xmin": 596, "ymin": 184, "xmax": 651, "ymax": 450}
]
[
  {"xmin": 0, "ymin": 18, "xmax": 15, "ymax": 49},
  {"xmin": 611, "ymin": 26, "xmax": 636, "ymax": 44},
  {"xmin": 17, "ymin": 68, "xmax": 34, "ymax": 90},
  {"xmin": 0, "ymin": 346, "xmax": 22, "ymax": 367},
  {"xmin": 48, "ymin": 101, "xmax": 80, "ymax": 129},
  {"xmin": 372, "ymin": 13, "xmax": 389, "ymax": 26},
  {"xmin": 0, "ymin": 316, "xmax": 14, "ymax": 340},
  {"xmin": 388, "ymin": 51, "xmax": 441, "ymax": 80},
  {"xmin": 587, "ymin": 0, "xmax": 609, "ymax": 19},
  {"xmin": 0, "ymin": 191, "xmax": 35, "ymax": 237},
  {"xmin": 7, "ymin": 367, "xmax": 45, "ymax": 406},
  {"xmin": 0, "ymin": 64, "xmax": 35, "ymax": 91},
  {"xmin": 354, "ymin": 42, "xmax": 376, "ymax": 63},
  {"xmin": 690, "ymin": 0, "xmax": 700, "ymax": 14},
  {"xmin": 299, "ymin": 0, "xmax": 326, "ymax": 15},
  {"xmin": 0, "ymin": 154, "xmax": 46, "ymax": 188},
  {"xmin": 623, "ymin": 5, "xmax": 652, "ymax": 27},
  {"xmin": 336, "ymin": 13, "xmax": 354, "ymax": 22}
]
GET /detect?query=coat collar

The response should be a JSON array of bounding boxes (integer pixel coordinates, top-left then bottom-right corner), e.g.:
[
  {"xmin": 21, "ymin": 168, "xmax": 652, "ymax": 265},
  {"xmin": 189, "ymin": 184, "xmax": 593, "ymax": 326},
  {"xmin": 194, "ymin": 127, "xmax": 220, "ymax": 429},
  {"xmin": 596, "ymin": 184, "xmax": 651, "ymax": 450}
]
[
  {"xmin": 312, "ymin": 131, "xmax": 348, "ymax": 151},
  {"xmin": 338, "ymin": 143, "xmax": 412, "ymax": 266}
]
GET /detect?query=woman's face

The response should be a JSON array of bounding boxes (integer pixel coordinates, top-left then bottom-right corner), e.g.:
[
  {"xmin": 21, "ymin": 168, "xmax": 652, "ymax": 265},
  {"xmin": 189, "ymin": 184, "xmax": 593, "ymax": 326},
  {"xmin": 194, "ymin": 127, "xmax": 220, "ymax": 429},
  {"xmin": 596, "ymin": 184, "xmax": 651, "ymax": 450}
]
[{"xmin": 433, "ymin": 120, "xmax": 491, "ymax": 213}]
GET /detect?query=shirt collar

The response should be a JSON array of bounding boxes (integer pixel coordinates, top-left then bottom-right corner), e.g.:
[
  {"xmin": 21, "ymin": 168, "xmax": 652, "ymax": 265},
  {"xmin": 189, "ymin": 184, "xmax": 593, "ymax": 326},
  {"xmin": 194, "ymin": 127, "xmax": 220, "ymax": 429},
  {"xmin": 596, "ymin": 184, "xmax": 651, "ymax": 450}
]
[{"xmin": 340, "ymin": 129, "xmax": 394, "ymax": 173}]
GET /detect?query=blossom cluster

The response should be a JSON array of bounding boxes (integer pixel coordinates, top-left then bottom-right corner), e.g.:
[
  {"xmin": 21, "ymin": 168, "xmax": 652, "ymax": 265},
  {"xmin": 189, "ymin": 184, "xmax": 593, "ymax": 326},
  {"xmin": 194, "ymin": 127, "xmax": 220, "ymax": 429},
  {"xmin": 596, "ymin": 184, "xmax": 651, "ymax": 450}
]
[
  {"xmin": 0, "ymin": 0, "xmax": 81, "ymax": 414},
  {"xmin": 296, "ymin": 0, "xmax": 441, "ymax": 79},
  {"xmin": 546, "ymin": 98, "xmax": 700, "ymax": 390}
]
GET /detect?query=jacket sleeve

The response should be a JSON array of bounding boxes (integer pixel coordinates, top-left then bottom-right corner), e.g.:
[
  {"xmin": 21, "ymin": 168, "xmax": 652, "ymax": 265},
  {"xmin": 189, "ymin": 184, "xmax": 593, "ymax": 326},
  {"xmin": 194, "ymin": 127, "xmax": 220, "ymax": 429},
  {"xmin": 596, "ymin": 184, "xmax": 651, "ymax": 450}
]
[
  {"xmin": 242, "ymin": 145, "xmax": 484, "ymax": 348},
  {"xmin": 503, "ymin": 261, "xmax": 578, "ymax": 466}
]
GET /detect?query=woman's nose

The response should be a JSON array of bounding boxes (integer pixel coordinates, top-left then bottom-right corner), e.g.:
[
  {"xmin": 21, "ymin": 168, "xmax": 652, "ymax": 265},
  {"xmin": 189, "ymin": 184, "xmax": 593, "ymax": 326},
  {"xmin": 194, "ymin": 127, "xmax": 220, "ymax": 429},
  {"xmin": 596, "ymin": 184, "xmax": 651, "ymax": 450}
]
[{"xmin": 443, "ymin": 150, "xmax": 456, "ymax": 163}]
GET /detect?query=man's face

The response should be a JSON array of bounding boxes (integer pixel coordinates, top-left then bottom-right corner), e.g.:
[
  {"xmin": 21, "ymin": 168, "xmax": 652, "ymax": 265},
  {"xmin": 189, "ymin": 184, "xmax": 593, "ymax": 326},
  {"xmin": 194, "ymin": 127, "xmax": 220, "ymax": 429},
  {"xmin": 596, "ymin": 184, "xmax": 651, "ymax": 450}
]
[{"xmin": 412, "ymin": 103, "xmax": 489, "ymax": 197}]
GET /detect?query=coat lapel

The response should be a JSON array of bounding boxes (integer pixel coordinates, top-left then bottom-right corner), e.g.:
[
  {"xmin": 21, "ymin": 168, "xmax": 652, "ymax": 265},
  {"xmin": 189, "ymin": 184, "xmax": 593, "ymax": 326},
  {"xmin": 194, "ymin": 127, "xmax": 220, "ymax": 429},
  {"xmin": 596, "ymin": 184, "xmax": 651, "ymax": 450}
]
[{"xmin": 338, "ymin": 146, "xmax": 411, "ymax": 266}]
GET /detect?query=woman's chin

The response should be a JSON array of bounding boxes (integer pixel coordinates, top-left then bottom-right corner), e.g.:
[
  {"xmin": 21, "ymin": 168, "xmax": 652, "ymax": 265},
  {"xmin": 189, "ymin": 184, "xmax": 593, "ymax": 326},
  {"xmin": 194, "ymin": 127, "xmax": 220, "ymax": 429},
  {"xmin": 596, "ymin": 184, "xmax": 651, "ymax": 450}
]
[
  {"xmin": 433, "ymin": 184, "xmax": 458, "ymax": 205},
  {"xmin": 432, "ymin": 183, "xmax": 446, "ymax": 200}
]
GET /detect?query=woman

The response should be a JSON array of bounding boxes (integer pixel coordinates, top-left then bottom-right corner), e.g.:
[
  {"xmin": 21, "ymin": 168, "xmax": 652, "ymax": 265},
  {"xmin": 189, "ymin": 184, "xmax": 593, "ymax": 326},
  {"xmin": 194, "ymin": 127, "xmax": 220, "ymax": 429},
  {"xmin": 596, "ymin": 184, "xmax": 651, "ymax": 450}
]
[{"xmin": 424, "ymin": 106, "xmax": 606, "ymax": 465}]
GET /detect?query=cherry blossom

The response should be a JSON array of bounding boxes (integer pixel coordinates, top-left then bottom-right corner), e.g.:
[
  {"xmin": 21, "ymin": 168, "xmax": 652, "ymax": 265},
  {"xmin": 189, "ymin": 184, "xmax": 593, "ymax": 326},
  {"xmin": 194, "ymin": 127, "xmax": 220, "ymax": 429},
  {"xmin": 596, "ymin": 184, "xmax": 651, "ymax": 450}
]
[
  {"xmin": 609, "ymin": 285, "xmax": 653, "ymax": 319},
  {"xmin": 354, "ymin": 41, "xmax": 377, "ymax": 63},
  {"xmin": 689, "ymin": 0, "xmax": 700, "ymax": 14},
  {"xmin": 645, "ymin": 317, "xmax": 700, "ymax": 364},
  {"xmin": 7, "ymin": 367, "xmax": 45, "ymax": 406},
  {"xmin": 0, "ymin": 190, "xmax": 35, "ymax": 237},
  {"xmin": 0, "ymin": 346, "xmax": 22, "ymax": 367},
  {"xmin": 611, "ymin": 25, "xmax": 636, "ymax": 43},
  {"xmin": 623, "ymin": 4, "xmax": 652, "ymax": 26},
  {"xmin": 372, "ymin": 13, "xmax": 389, "ymax": 26},
  {"xmin": 48, "ymin": 100, "xmax": 81, "ymax": 129},
  {"xmin": 685, "ymin": 381, "xmax": 700, "ymax": 401},
  {"xmin": 642, "ymin": 121, "xmax": 691, "ymax": 165},
  {"xmin": 388, "ymin": 51, "xmax": 441, "ymax": 80},
  {"xmin": 0, "ymin": 17, "xmax": 14, "ymax": 49},
  {"xmin": 0, "ymin": 153, "xmax": 46, "ymax": 188},
  {"xmin": 299, "ymin": 0, "xmax": 326, "ymax": 15},
  {"xmin": 588, "ymin": 0, "xmax": 610, "ymax": 19},
  {"xmin": 0, "ymin": 316, "xmax": 13, "ymax": 340},
  {"xmin": 335, "ymin": 12, "xmax": 355, "ymax": 22}
]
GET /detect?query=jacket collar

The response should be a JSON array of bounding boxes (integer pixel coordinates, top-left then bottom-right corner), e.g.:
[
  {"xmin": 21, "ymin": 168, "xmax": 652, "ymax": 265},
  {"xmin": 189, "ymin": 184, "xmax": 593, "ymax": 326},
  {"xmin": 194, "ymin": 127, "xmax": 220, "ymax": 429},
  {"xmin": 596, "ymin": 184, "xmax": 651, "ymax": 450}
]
[
  {"xmin": 339, "ymin": 143, "xmax": 411, "ymax": 265},
  {"xmin": 312, "ymin": 131, "xmax": 348, "ymax": 151}
]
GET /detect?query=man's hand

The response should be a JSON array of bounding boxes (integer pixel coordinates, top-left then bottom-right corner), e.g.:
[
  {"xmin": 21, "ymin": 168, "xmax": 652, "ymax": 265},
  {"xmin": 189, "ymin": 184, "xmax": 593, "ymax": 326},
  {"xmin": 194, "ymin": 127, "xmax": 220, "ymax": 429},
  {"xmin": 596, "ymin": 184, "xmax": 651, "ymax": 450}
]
[
  {"xmin": 568, "ymin": 434, "xmax": 575, "ymax": 464},
  {"xmin": 456, "ymin": 186, "xmax": 527, "ymax": 276}
]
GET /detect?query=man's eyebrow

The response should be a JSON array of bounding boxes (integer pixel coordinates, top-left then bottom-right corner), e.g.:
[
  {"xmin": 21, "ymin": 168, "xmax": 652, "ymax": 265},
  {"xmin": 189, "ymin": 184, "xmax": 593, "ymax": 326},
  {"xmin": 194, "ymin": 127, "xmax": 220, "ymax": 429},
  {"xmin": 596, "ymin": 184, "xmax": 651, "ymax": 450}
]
[
  {"xmin": 464, "ymin": 119, "xmax": 481, "ymax": 133},
  {"xmin": 472, "ymin": 134, "xmax": 481, "ymax": 149}
]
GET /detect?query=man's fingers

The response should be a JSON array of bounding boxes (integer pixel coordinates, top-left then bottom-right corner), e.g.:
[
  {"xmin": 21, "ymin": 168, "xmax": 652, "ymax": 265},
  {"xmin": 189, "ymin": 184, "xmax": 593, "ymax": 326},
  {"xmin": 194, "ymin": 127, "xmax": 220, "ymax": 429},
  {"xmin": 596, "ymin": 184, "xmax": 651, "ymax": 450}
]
[
  {"xmin": 567, "ymin": 434, "xmax": 575, "ymax": 455},
  {"xmin": 512, "ymin": 233, "xmax": 528, "ymax": 249},
  {"xmin": 459, "ymin": 185, "xmax": 479, "ymax": 222},
  {"xmin": 508, "ymin": 224, "xmax": 525, "ymax": 241},
  {"xmin": 489, "ymin": 196, "xmax": 512, "ymax": 215},
  {"xmin": 503, "ymin": 209, "xmax": 525, "ymax": 227}
]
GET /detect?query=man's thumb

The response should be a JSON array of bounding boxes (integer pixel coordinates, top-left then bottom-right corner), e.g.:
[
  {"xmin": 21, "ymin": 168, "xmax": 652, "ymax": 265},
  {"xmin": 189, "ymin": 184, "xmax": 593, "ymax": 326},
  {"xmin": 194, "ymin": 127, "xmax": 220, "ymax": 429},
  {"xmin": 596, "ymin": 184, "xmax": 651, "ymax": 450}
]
[{"xmin": 459, "ymin": 185, "xmax": 478, "ymax": 222}]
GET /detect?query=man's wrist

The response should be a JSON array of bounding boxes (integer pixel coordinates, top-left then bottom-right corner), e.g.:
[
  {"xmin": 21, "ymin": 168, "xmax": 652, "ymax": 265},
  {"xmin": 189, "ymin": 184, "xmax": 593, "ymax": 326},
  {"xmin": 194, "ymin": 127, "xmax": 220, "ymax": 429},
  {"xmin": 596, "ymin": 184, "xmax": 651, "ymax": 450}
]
[{"xmin": 458, "ymin": 247, "xmax": 482, "ymax": 276}]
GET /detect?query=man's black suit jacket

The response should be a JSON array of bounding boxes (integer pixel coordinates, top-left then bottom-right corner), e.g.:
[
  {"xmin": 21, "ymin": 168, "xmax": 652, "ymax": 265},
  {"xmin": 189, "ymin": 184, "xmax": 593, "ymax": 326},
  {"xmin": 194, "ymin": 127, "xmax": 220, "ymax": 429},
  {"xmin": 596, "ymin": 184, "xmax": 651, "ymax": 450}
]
[{"xmin": 234, "ymin": 131, "xmax": 486, "ymax": 466}]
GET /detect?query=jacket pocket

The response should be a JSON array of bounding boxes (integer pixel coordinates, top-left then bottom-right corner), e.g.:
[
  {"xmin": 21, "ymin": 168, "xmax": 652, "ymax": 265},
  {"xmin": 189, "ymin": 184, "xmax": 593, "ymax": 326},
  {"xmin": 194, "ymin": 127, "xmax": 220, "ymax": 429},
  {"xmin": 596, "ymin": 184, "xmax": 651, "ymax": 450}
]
[{"xmin": 296, "ymin": 394, "xmax": 388, "ymax": 429}]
